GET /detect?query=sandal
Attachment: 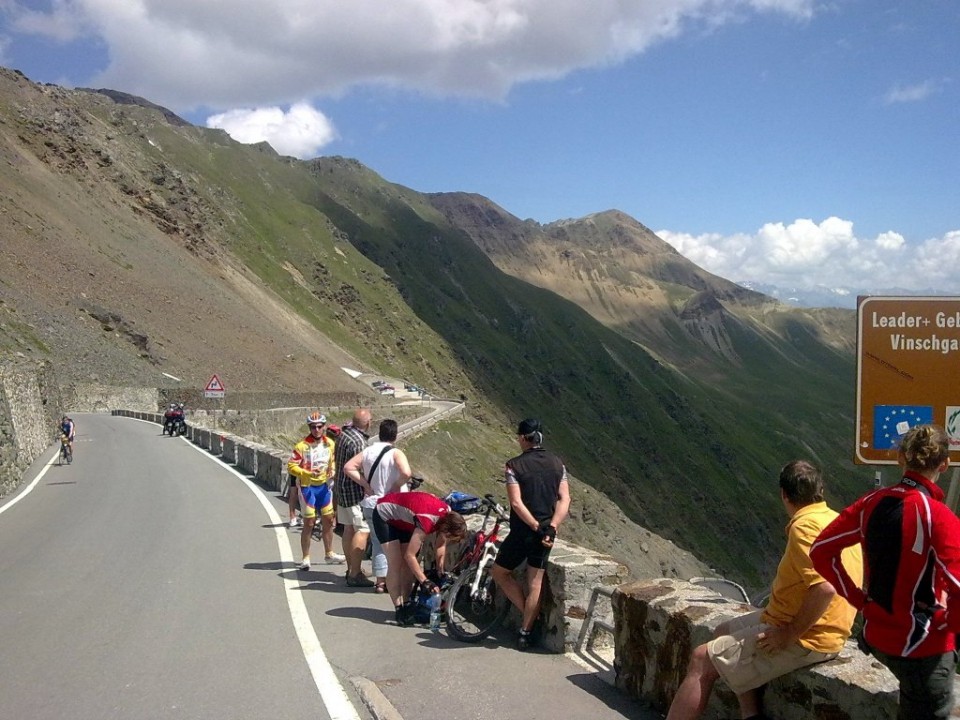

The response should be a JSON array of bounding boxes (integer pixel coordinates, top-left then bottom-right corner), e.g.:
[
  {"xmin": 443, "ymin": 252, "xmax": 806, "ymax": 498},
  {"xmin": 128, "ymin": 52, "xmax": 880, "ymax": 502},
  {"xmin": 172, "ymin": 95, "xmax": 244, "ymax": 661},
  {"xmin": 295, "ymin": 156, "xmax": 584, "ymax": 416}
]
[{"xmin": 374, "ymin": 582, "xmax": 387, "ymax": 594}]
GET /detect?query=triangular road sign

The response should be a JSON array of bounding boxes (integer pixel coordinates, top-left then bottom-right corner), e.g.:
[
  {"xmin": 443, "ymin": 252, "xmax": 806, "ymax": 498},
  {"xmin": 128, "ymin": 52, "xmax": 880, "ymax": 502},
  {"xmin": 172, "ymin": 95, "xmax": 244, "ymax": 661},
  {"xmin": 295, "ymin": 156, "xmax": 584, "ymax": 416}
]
[{"xmin": 204, "ymin": 374, "xmax": 225, "ymax": 392}]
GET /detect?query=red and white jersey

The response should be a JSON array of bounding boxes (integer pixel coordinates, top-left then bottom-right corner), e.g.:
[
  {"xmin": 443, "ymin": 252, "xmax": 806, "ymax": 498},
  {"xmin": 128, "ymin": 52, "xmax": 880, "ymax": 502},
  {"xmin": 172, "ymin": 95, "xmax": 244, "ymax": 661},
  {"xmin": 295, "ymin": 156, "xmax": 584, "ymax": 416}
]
[{"xmin": 376, "ymin": 491, "xmax": 449, "ymax": 534}]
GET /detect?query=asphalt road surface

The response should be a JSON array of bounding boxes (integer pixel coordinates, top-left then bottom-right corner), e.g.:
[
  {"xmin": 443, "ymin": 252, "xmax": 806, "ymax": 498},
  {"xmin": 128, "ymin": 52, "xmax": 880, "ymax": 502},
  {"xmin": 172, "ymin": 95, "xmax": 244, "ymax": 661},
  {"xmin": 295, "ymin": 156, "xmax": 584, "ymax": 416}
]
[{"xmin": 1, "ymin": 414, "xmax": 656, "ymax": 720}]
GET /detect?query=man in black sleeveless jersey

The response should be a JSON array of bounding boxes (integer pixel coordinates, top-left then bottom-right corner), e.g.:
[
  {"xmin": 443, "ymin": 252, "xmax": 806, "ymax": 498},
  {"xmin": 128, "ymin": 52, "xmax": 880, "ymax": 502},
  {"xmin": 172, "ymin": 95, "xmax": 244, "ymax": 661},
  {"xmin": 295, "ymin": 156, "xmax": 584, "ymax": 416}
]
[{"xmin": 491, "ymin": 418, "xmax": 570, "ymax": 650}]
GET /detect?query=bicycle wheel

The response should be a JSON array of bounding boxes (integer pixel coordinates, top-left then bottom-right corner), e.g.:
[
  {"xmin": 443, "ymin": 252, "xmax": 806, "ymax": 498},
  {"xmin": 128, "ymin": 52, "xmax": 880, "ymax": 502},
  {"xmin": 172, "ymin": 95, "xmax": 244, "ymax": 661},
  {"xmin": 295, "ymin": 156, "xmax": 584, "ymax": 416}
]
[{"xmin": 446, "ymin": 562, "xmax": 508, "ymax": 643}]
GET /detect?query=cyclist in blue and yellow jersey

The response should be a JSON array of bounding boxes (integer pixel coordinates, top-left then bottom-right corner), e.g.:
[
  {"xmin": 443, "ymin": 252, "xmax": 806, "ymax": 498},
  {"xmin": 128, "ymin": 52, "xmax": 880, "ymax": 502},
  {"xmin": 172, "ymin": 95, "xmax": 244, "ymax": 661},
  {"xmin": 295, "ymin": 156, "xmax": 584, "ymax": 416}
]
[
  {"xmin": 288, "ymin": 412, "xmax": 345, "ymax": 571},
  {"xmin": 60, "ymin": 415, "xmax": 76, "ymax": 457}
]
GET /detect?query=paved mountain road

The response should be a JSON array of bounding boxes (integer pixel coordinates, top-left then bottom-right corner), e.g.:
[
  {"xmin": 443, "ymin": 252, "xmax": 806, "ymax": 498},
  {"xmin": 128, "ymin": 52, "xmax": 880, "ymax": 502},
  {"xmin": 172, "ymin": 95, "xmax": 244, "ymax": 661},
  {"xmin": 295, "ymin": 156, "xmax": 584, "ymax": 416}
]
[{"xmin": 1, "ymin": 414, "xmax": 656, "ymax": 720}]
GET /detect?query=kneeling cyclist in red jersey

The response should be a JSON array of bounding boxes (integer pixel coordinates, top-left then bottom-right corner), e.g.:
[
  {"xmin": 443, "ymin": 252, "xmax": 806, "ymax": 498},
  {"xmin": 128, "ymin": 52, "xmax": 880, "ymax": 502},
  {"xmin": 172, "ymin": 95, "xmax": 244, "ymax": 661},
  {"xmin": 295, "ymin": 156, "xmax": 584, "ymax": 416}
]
[{"xmin": 372, "ymin": 490, "xmax": 466, "ymax": 625}]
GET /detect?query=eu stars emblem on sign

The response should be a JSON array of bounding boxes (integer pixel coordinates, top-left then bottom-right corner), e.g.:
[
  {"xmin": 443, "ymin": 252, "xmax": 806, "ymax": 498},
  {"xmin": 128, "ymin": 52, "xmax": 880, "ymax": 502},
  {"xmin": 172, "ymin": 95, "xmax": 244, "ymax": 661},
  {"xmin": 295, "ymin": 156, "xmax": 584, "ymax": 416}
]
[{"xmin": 872, "ymin": 405, "xmax": 934, "ymax": 449}]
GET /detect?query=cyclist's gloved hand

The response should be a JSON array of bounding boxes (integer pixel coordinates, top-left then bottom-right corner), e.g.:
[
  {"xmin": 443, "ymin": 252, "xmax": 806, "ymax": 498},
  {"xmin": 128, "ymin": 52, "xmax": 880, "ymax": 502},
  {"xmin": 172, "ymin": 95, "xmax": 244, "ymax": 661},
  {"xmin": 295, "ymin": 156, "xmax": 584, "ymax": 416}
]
[
  {"xmin": 538, "ymin": 522, "xmax": 557, "ymax": 548},
  {"xmin": 422, "ymin": 580, "xmax": 439, "ymax": 595}
]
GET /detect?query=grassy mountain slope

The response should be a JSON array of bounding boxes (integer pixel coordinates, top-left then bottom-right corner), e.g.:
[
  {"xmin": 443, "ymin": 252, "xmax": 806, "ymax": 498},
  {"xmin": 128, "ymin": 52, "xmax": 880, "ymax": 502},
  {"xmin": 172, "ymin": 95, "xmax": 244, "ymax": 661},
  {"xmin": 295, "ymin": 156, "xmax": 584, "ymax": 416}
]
[
  {"xmin": 298, "ymin": 161, "xmax": 867, "ymax": 586},
  {"xmin": 0, "ymin": 67, "xmax": 868, "ymax": 588}
]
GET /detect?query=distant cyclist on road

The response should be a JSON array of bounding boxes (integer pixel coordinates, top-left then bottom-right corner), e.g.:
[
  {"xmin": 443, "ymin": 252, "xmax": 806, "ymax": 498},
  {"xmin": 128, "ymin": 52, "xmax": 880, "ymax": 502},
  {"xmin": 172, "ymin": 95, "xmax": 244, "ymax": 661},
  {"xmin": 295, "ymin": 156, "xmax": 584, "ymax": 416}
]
[
  {"xmin": 491, "ymin": 418, "xmax": 570, "ymax": 650},
  {"xmin": 288, "ymin": 412, "xmax": 345, "ymax": 570},
  {"xmin": 59, "ymin": 415, "xmax": 76, "ymax": 458}
]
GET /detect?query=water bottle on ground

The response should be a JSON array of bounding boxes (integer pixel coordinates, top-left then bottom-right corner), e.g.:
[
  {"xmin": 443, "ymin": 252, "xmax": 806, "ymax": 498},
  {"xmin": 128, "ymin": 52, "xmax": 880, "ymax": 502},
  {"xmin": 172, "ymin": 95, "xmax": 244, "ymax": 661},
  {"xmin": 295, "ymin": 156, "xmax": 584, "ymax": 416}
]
[{"xmin": 427, "ymin": 592, "xmax": 442, "ymax": 632}]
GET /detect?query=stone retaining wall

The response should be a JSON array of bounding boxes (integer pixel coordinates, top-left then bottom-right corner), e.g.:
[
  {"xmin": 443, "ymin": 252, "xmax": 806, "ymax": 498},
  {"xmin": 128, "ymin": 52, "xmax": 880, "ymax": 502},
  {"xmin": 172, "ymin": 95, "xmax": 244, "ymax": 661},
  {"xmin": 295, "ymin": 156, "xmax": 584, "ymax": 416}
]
[
  {"xmin": 611, "ymin": 579, "xmax": 960, "ymax": 719},
  {"xmin": 69, "ymin": 384, "xmax": 158, "ymax": 413},
  {"xmin": 158, "ymin": 389, "xmax": 365, "ymax": 412},
  {"xmin": 0, "ymin": 359, "xmax": 65, "ymax": 497}
]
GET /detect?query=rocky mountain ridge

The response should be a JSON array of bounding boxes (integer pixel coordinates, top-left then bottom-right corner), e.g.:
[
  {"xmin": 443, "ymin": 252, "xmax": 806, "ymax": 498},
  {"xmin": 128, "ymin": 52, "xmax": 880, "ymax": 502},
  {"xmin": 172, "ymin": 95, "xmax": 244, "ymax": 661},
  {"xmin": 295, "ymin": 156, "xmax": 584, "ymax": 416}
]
[{"xmin": 0, "ymin": 67, "xmax": 866, "ymax": 588}]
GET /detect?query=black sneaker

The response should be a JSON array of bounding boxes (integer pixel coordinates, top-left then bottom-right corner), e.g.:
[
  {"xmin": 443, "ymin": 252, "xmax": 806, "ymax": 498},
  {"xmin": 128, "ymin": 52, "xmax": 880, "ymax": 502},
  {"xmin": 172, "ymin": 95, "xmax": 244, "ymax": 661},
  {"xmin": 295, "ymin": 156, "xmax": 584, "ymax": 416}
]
[
  {"xmin": 531, "ymin": 612, "xmax": 546, "ymax": 641},
  {"xmin": 395, "ymin": 603, "xmax": 416, "ymax": 627},
  {"xmin": 517, "ymin": 630, "xmax": 532, "ymax": 651}
]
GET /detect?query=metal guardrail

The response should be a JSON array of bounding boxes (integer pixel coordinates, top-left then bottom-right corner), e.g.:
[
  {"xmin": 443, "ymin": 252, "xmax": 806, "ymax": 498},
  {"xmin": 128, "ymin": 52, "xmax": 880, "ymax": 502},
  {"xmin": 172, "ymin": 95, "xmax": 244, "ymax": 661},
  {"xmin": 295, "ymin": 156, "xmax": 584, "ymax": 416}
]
[
  {"xmin": 398, "ymin": 401, "xmax": 464, "ymax": 438},
  {"xmin": 575, "ymin": 585, "xmax": 616, "ymax": 658},
  {"xmin": 689, "ymin": 576, "xmax": 750, "ymax": 603}
]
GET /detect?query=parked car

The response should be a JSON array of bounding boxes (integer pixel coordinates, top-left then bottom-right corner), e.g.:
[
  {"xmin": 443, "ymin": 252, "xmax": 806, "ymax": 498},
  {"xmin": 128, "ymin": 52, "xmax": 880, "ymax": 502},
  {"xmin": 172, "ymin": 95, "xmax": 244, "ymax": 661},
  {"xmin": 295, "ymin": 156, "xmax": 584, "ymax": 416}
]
[
  {"xmin": 371, "ymin": 379, "xmax": 385, "ymax": 388},
  {"xmin": 378, "ymin": 385, "xmax": 395, "ymax": 396}
]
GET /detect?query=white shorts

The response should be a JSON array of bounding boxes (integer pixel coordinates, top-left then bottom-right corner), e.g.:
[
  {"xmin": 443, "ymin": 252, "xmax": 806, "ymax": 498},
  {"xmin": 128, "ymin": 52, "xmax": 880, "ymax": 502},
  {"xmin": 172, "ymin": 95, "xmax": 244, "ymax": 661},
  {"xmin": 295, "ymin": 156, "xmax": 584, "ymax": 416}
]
[
  {"xmin": 708, "ymin": 610, "xmax": 837, "ymax": 694},
  {"xmin": 336, "ymin": 504, "xmax": 369, "ymax": 532}
]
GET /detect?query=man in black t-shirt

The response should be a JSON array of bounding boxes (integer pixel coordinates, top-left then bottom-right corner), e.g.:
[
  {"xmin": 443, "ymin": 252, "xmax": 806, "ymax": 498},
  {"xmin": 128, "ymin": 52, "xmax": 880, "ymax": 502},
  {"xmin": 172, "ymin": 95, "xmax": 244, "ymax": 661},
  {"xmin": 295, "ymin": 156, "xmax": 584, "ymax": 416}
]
[{"xmin": 491, "ymin": 418, "xmax": 570, "ymax": 650}]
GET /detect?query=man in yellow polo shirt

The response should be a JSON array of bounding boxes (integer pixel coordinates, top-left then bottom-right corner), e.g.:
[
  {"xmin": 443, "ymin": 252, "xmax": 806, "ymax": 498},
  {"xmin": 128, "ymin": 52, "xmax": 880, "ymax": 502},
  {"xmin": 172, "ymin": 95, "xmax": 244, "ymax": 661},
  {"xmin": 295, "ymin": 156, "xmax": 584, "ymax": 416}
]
[{"xmin": 666, "ymin": 460, "xmax": 863, "ymax": 720}]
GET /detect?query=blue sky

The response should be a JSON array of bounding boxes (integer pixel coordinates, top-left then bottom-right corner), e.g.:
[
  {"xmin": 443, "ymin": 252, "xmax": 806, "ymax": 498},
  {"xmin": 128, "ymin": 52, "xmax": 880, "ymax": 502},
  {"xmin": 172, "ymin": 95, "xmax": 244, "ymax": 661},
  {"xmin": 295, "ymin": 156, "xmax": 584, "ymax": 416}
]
[{"xmin": 2, "ymin": 0, "xmax": 958, "ymax": 298}]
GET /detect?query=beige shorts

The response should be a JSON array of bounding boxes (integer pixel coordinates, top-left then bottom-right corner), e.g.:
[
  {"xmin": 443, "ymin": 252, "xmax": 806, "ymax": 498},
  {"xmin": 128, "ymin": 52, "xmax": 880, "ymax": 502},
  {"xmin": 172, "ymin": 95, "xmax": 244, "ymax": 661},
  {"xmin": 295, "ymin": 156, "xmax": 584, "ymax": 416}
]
[
  {"xmin": 336, "ymin": 503, "xmax": 369, "ymax": 532},
  {"xmin": 707, "ymin": 610, "xmax": 837, "ymax": 694}
]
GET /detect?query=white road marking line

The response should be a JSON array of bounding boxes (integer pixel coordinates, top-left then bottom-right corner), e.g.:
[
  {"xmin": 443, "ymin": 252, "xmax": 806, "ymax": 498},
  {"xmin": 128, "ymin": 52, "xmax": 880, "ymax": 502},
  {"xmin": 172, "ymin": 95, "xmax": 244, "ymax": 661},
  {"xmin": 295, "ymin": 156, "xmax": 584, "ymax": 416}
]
[
  {"xmin": 2, "ymin": 418, "xmax": 358, "ymax": 719},
  {"xmin": 0, "ymin": 449, "xmax": 58, "ymax": 516},
  {"xmin": 140, "ymin": 417, "xmax": 362, "ymax": 720},
  {"xmin": 181, "ymin": 439, "xmax": 361, "ymax": 720}
]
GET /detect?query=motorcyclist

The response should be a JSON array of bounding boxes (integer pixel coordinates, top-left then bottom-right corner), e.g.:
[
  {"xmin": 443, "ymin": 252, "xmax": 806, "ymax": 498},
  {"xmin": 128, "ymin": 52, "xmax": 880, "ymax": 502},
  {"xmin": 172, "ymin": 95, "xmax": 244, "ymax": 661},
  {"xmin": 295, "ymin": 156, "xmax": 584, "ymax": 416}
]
[
  {"xmin": 163, "ymin": 403, "xmax": 177, "ymax": 434},
  {"xmin": 163, "ymin": 402, "xmax": 186, "ymax": 435}
]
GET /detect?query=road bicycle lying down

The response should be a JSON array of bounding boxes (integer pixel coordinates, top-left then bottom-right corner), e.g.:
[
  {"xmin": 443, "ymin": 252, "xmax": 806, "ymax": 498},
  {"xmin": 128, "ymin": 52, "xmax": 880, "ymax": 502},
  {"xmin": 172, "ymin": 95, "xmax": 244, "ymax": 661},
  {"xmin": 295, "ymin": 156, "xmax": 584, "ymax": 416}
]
[{"xmin": 444, "ymin": 494, "xmax": 511, "ymax": 642}]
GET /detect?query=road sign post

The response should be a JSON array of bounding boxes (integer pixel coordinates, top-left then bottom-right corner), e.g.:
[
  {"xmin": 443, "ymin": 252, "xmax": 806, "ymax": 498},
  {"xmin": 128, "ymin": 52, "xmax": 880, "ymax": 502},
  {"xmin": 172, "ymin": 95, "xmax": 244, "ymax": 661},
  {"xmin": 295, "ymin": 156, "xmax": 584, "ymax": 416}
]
[
  {"xmin": 204, "ymin": 374, "xmax": 226, "ymax": 399},
  {"xmin": 204, "ymin": 374, "xmax": 226, "ymax": 430},
  {"xmin": 856, "ymin": 296, "xmax": 960, "ymax": 465}
]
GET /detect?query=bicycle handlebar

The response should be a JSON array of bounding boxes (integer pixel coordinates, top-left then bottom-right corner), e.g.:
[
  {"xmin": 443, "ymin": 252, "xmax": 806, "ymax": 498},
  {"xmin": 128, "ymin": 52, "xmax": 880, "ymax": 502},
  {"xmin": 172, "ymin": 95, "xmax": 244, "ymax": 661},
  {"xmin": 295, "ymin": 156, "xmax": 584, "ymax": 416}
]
[{"xmin": 480, "ymin": 494, "xmax": 509, "ymax": 520}]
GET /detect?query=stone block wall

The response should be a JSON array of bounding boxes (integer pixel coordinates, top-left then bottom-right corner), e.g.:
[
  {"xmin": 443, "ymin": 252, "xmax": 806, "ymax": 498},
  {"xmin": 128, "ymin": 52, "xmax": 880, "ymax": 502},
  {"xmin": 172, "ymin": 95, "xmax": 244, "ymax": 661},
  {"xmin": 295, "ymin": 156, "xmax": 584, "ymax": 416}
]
[
  {"xmin": 158, "ymin": 389, "xmax": 364, "ymax": 412},
  {"xmin": 193, "ymin": 428, "xmax": 211, "ymax": 451},
  {"xmin": 222, "ymin": 436, "xmax": 238, "ymax": 464},
  {"xmin": 69, "ymin": 384, "xmax": 158, "ymax": 413},
  {"xmin": 546, "ymin": 542, "xmax": 630, "ymax": 652},
  {"xmin": 256, "ymin": 451, "xmax": 286, "ymax": 494},
  {"xmin": 0, "ymin": 360, "xmax": 64, "ymax": 497},
  {"xmin": 236, "ymin": 443, "xmax": 257, "ymax": 475},
  {"xmin": 611, "ymin": 579, "xmax": 951, "ymax": 719}
]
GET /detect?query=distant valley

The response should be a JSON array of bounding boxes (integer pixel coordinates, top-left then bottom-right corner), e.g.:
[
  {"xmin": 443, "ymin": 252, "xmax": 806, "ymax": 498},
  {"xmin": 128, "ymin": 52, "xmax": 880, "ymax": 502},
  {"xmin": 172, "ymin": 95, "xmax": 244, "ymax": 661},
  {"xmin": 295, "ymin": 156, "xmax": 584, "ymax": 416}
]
[{"xmin": 736, "ymin": 280, "xmax": 957, "ymax": 310}]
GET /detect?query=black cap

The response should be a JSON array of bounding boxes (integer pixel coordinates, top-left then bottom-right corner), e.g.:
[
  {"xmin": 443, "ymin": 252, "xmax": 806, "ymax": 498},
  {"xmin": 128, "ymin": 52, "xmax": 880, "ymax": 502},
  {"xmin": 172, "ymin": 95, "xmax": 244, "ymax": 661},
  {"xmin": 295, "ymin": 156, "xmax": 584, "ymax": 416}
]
[{"xmin": 517, "ymin": 418, "xmax": 542, "ymax": 436}]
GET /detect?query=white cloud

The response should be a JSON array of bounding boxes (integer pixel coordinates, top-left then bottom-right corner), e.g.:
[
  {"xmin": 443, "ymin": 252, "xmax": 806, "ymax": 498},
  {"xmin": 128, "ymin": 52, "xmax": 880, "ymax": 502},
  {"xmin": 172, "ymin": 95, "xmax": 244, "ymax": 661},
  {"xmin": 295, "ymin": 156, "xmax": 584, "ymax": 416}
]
[
  {"xmin": 4, "ymin": 0, "xmax": 818, "ymax": 110},
  {"xmin": 658, "ymin": 219, "xmax": 960, "ymax": 293},
  {"xmin": 205, "ymin": 103, "xmax": 337, "ymax": 159},
  {"xmin": 883, "ymin": 79, "xmax": 942, "ymax": 105},
  {"xmin": 7, "ymin": 0, "xmax": 90, "ymax": 42}
]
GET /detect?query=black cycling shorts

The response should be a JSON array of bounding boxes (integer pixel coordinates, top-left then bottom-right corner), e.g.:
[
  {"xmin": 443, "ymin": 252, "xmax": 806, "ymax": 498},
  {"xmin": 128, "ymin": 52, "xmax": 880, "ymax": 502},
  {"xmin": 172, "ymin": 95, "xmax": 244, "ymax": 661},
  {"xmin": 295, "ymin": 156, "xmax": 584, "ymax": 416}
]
[
  {"xmin": 372, "ymin": 508, "xmax": 413, "ymax": 545},
  {"xmin": 495, "ymin": 525, "xmax": 551, "ymax": 570}
]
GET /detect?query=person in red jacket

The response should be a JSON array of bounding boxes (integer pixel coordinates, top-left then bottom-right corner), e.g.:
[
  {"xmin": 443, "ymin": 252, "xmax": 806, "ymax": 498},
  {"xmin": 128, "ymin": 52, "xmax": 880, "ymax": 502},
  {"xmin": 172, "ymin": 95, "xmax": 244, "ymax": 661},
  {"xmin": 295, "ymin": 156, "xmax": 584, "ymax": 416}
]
[{"xmin": 810, "ymin": 424, "xmax": 960, "ymax": 720}]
